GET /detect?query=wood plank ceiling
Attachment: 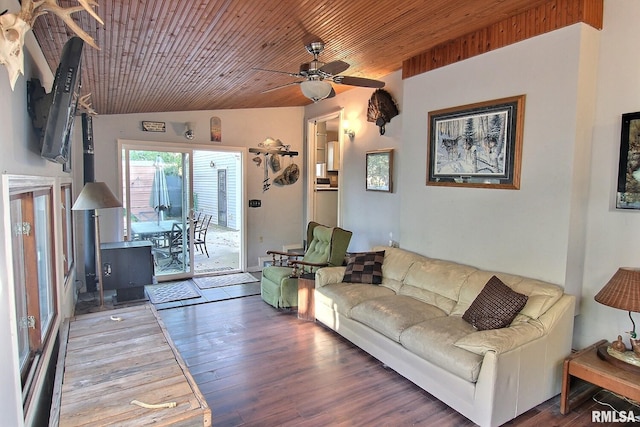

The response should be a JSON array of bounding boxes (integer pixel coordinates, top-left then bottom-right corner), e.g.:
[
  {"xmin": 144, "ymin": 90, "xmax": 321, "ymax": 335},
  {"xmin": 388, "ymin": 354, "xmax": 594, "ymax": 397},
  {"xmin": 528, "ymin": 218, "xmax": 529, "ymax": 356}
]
[{"xmin": 27, "ymin": 0, "xmax": 588, "ymax": 115}]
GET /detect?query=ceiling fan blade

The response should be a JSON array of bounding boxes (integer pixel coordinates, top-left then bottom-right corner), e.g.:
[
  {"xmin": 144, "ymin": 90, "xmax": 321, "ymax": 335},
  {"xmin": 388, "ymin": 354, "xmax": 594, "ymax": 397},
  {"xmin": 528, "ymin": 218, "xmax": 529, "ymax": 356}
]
[
  {"xmin": 261, "ymin": 81, "xmax": 302, "ymax": 94},
  {"xmin": 327, "ymin": 87, "xmax": 336, "ymax": 99},
  {"xmin": 252, "ymin": 67, "xmax": 302, "ymax": 78},
  {"xmin": 319, "ymin": 60, "xmax": 349, "ymax": 76},
  {"xmin": 332, "ymin": 75, "xmax": 385, "ymax": 88}
]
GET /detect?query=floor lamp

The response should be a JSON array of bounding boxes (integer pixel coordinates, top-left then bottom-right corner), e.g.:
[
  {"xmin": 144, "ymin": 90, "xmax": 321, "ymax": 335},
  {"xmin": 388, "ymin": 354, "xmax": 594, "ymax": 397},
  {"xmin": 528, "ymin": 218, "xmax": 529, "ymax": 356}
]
[{"xmin": 72, "ymin": 182, "xmax": 122, "ymax": 307}]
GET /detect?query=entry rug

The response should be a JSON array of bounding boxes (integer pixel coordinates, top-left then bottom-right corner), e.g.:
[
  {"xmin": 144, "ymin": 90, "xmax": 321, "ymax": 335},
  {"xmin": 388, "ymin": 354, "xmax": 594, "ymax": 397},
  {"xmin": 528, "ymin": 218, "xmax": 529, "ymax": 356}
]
[
  {"xmin": 193, "ymin": 272, "xmax": 258, "ymax": 290},
  {"xmin": 145, "ymin": 280, "xmax": 202, "ymax": 304}
]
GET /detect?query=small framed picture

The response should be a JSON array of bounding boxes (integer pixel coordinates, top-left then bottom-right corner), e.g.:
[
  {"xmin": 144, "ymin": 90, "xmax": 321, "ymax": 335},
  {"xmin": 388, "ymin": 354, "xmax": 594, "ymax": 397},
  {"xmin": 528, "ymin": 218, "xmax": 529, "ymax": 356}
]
[
  {"xmin": 141, "ymin": 121, "xmax": 166, "ymax": 132},
  {"xmin": 210, "ymin": 116, "xmax": 222, "ymax": 142},
  {"xmin": 366, "ymin": 149, "xmax": 394, "ymax": 192}
]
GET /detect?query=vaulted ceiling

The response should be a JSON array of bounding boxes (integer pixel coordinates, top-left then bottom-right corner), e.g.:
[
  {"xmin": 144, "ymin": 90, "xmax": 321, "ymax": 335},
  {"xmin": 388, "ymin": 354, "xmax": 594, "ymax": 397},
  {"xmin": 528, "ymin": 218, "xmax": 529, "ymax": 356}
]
[{"xmin": 29, "ymin": 0, "xmax": 559, "ymax": 115}]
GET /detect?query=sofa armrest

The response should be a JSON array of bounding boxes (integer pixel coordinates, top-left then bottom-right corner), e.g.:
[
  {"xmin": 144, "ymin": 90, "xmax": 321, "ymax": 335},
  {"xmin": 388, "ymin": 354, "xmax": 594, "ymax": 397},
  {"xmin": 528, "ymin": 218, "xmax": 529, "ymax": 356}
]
[
  {"xmin": 316, "ymin": 266, "xmax": 346, "ymax": 288},
  {"xmin": 454, "ymin": 294, "xmax": 575, "ymax": 356},
  {"xmin": 454, "ymin": 321, "xmax": 544, "ymax": 355}
]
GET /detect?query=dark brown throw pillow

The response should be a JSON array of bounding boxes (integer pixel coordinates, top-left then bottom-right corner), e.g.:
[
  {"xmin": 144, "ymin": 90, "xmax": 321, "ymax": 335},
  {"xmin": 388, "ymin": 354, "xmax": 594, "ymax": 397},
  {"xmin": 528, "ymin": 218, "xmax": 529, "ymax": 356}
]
[
  {"xmin": 343, "ymin": 251, "xmax": 385, "ymax": 284},
  {"xmin": 462, "ymin": 275, "xmax": 528, "ymax": 330}
]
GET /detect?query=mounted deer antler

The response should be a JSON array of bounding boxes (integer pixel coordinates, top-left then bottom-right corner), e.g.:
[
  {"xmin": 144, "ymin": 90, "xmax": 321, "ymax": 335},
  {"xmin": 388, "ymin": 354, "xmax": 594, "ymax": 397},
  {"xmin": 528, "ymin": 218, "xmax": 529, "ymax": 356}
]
[
  {"xmin": 0, "ymin": 0, "xmax": 103, "ymax": 90},
  {"xmin": 78, "ymin": 93, "xmax": 97, "ymax": 115}
]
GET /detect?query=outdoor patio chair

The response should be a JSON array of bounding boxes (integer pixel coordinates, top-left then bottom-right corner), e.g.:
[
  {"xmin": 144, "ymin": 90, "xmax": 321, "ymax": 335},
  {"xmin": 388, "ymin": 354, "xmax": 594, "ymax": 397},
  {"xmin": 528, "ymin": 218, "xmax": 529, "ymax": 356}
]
[
  {"xmin": 190, "ymin": 209, "xmax": 202, "ymax": 224},
  {"xmin": 194, "ymin": 214, "xmax": 212, "ymax": 257},
  {"xmin": 155, "ymin": 222, "xmax": 186, "ymax": 269},
  {"xmin": 260, "ymin": 221, "xmax": 352, "ymax": 310}
]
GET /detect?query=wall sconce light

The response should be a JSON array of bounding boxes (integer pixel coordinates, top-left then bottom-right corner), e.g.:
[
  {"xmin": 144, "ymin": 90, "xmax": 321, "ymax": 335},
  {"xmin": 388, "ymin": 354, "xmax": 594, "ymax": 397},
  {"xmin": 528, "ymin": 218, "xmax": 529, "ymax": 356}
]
[
  {"xmin": 343, "ymin": 120, "xmax": 355, "ymax": 140},
  {"xmin": 184, "ymin": 122, "xmax": 195, "ymax": 140}
]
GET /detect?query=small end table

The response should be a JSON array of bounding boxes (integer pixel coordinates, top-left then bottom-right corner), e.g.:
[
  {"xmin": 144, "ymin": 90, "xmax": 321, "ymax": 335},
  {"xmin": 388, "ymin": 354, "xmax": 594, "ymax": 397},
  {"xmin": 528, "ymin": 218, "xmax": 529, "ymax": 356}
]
[
  {"xmin": 297, "ymin": 273, "xmax": 315, "ymax": 322},
  {"xmin": 561, "ymin": 339, "xmax": 640, "ymax": 414}
]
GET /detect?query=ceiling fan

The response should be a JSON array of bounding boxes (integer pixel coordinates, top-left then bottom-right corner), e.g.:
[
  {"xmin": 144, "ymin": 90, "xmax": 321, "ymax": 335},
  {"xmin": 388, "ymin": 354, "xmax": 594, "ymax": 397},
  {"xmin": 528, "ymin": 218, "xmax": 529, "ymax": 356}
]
[{"xmin": 254, "ymin": 40, "xmax": 385, "ymax": 102}]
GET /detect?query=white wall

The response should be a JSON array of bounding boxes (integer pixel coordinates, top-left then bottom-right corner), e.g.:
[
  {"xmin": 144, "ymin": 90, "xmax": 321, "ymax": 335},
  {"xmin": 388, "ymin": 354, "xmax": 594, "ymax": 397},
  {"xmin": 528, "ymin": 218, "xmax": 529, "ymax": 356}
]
[
  {"xmin": 400, "ymin": 24, "xmax": 596, "ymax": 291},
  {"xmin": 577, "ymin": 0, "xmax": 640, "ymax": 348},
  {"xmin": 82, "ymin": 107, "xmax": 305, "ymax": 275}
]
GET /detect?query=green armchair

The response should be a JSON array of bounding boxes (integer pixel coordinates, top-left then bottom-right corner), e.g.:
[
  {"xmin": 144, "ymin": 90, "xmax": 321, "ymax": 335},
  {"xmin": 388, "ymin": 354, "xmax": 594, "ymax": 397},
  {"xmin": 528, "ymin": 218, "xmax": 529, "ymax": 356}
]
[{"xmin": 260, "ymin": 222, "xmax": 352, "ymax": 309}]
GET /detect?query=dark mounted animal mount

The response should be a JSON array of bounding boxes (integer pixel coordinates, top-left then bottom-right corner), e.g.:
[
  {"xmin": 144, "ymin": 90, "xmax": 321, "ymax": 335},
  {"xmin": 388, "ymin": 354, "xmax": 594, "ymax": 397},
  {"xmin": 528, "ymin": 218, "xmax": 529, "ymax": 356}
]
[{"xmin": 367, "ymin": 89, "xmax": 399, "ymax": 135}]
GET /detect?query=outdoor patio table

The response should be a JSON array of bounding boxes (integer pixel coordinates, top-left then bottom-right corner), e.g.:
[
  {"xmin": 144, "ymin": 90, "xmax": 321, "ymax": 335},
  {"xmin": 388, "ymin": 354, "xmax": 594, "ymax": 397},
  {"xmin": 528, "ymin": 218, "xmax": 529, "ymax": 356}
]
[{"xmin": 130, "ymin": 220, "xmax": 177, "ymax": 247}]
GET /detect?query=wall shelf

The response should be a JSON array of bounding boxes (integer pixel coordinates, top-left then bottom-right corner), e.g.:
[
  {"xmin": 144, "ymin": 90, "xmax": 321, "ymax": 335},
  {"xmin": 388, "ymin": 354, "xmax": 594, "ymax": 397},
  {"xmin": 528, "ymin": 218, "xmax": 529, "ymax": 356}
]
[{"xmin": 249, "ymin": 147, "xmax": 298, "ymax": 157}]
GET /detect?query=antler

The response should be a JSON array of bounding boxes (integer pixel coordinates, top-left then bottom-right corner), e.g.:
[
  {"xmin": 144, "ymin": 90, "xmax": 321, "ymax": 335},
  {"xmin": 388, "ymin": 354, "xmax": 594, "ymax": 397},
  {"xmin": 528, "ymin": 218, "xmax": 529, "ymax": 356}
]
[
  {"xmin": 78, "ymin": 93, "xmax": 97, "ymax": 115},
  {"xmin": 18, "ymin": 0, "xmax": 104, "ymax": 49},
  {"xmin": 0, "ymin": 0, "xmax": 103, "ymax": 89}
]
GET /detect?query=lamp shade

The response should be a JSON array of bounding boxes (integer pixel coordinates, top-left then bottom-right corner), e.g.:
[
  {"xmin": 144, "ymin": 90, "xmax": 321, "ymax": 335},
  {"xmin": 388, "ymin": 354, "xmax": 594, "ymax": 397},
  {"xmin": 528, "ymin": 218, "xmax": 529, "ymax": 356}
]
[
  {"xmin": 72, "ymin": 182, "xmax": 122, "ymax": 211},
  {"xmin": 300, "ymin": 80, "xmax": 332, "ymax": 102},
  {"xmin": 595, "ymin": 267, "xmax": 640, "ymax": 312}
]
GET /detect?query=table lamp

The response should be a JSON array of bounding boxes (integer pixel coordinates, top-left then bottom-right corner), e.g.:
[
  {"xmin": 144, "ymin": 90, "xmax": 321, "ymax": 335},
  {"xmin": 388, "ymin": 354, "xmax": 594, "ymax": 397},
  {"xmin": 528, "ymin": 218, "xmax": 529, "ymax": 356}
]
[
  {"xmin": 72, "ymin": 182, "xmax": 122, "ymax": 307},
  {"xmin": 594, "ymin": 267, "xmax": 640, "ymax": 367}
]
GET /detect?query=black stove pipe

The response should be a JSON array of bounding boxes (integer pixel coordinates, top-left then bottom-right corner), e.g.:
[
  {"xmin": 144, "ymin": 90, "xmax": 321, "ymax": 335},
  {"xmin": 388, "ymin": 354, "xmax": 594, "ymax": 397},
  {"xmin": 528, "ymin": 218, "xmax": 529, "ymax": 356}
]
[{"xmin": 82, "ymin": 113, "xmax": 97, "ymax": 292}]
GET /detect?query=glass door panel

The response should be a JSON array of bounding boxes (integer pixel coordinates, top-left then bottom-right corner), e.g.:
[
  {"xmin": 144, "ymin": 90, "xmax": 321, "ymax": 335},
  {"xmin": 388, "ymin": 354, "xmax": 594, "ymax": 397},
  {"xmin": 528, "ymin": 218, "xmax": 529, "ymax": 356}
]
[
  {"xmin": 124, "ymin": 149, "xmax": 191, "ymax": 278},
  {"xmin": 192, "ymin": 150, "xmax": 242, "ymax": 275}
]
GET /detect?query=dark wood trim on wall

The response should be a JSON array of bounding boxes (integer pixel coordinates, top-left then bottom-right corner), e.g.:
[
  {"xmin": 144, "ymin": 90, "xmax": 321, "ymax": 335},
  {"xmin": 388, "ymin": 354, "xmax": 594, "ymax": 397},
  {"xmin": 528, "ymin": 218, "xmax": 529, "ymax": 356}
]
[{"xmin": 402, "ymin": 0, "xmax": 603, "ymax": 79}]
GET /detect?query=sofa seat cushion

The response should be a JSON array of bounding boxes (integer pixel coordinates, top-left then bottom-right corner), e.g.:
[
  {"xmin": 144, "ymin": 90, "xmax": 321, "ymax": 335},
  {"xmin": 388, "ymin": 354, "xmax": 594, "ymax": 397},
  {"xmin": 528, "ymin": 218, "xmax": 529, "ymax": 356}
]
[
  {"xmin": 315, "ymin": 283, "xmax": 395, "ymax": 317},
  {"xmin": 400, "ymin": 316, "xmax": 482, "ymax": 383},
  {"xmin": 350, "ymin": 295, "xmax": 447, "ymax": 342}
]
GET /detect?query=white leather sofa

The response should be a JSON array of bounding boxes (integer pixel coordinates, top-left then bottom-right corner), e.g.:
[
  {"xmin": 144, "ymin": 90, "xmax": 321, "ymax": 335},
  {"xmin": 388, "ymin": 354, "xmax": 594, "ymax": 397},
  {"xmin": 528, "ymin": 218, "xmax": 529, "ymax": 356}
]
[{"xmin": 314, "ymin": 246, "xmax": 575, "ymax": 427}]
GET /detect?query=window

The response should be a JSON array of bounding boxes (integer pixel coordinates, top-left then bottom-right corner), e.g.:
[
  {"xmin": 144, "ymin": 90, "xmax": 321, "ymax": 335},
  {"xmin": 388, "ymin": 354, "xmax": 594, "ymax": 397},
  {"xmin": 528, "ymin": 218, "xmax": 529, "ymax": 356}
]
[{"xmin": 9, "ymin": 185, "xmax": 57, "ymax": 403}]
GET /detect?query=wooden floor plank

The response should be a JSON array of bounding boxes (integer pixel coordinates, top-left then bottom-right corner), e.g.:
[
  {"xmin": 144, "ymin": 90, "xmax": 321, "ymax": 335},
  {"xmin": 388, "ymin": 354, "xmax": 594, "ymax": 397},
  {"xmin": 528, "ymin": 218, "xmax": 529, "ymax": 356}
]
[
  {"xmin": 61, "ymin": 358, "xmax": 182, "ymax": 398},
  {"xmin": 157, "ymin": 295, "xmax": 640, "ymax": 427},
  {"xmin": 59, "ymin": 376, "xmax": 193, "ymax": 426},
  {"xmin": 67, "ymin": 322, "xmax": 164, "ymax": 349},
  {"xmin": 61, "ymin": 343, "xmax": 176, "ymax": 382},
  {"xmin": 63, "ymin": 331, "xmax": 168, "ymax": 365},
  {"xmin": 68, "ymin": 307, "xmax": 156, "ymax": 335}
]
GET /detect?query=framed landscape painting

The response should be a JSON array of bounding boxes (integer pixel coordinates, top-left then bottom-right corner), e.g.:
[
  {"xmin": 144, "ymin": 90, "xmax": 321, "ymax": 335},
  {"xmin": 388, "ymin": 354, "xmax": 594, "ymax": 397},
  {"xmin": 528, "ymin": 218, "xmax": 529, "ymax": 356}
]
[
  {"xmin": 427, "ymin": 95, "xmax": 525, "ymax": 189},
  {"xmin": 366, "ymin": 149, "xmax": 394, "ymax": 192}
]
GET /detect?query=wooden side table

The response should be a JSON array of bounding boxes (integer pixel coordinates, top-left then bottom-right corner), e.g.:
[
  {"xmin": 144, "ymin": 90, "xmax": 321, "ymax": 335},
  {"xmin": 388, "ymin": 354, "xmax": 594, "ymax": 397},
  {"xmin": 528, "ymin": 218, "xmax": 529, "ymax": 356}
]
[
  {"xmin": 297, "ymin": 273, "xmax": 315, "ymax": 321},
  {"xmin": 561, "ymin": 339, "xmax": 640, "ymax": 414}
]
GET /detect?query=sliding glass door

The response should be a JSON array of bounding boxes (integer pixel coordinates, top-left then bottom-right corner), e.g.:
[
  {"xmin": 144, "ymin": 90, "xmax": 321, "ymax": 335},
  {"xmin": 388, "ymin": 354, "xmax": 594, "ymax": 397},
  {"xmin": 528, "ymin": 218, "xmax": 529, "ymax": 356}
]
[{"xmin": 119, "ymin": 141, "xmax": 244, "ymax": 281}]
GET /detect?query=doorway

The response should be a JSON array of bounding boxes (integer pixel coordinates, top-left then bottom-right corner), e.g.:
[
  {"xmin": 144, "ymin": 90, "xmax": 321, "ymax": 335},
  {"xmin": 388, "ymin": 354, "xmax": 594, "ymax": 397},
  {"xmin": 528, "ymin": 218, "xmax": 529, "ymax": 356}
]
[
  {"xmin": 119, "ymin": 140, "xmax": 245, "ymax": 281},
  {"xmin": 306, "ymin": 110, "xmax": 344, "ymax": 228}
]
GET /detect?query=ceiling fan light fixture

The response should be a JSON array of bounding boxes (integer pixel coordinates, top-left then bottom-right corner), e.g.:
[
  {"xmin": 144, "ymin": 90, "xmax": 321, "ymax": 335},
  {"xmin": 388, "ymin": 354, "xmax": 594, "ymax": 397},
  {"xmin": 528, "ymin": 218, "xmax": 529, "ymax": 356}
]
[{"xmin": 300, "ymin": 80, "xmax": 332, "ymax": 102}]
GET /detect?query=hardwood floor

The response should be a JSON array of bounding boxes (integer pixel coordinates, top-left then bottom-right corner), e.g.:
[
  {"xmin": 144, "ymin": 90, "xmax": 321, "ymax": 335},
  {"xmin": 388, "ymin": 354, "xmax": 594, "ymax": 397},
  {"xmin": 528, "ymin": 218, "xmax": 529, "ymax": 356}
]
[{"xmin": 158, "ymin": 296, "xmax": 638, "ymax": 426}]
